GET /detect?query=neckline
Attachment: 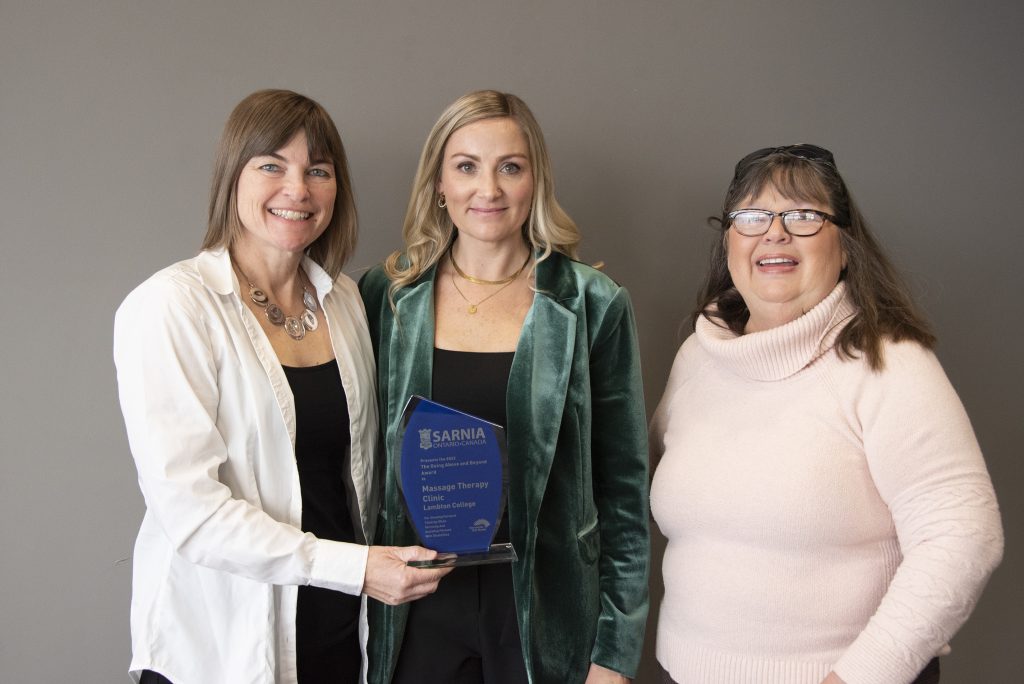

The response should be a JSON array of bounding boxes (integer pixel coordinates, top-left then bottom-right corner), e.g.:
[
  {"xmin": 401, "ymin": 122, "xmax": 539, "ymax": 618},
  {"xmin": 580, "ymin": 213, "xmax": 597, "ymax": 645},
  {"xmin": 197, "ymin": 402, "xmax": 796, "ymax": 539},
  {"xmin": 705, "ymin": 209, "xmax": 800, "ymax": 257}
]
[
  {"xmin": 281, "ymin": 358, "xmax": 338, "ymax": 372},
  {"xmin": 434, "ymin": 347, "xmax": 516, "ymax": 356}
]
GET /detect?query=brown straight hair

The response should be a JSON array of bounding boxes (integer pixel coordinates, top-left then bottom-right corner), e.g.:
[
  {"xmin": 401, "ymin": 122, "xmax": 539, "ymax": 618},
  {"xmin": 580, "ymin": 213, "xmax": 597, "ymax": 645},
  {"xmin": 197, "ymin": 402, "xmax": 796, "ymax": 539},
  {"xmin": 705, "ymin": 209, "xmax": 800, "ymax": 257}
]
[
  {"xmin": 695, "ymin": 151, "xmax": 935, "ymax": 370},
  {"xmin": 202, "ymin": 89, "xmax": 357, "ymax": 278}
]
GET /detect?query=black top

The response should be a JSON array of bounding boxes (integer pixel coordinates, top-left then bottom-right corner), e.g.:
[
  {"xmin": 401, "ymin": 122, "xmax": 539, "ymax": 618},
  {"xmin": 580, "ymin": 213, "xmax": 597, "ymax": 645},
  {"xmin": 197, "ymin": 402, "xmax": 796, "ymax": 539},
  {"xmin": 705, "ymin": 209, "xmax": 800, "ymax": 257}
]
[
  {"xmin": 432, "ymin": 348, "xmax": 515, "ymax": 542},
  {"xmin": 431, "ymin": 348, "xmax": 514, "ymax": 427},
  {"xmin": 285, "ymin": 360, "xmax": 356, "ymax": 545},
  {"xmin": 282, "ymin": 359, "xmax": 360, "ymax": 681}
]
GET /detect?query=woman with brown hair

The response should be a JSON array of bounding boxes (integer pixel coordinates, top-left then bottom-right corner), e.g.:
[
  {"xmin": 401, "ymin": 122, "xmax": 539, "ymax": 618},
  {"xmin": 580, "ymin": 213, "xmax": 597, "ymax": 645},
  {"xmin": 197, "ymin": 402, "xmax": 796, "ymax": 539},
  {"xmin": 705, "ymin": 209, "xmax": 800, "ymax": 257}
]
[
  {"xmin": 650, "ymin": 144, "xmax": 1003, "ymax": 684},
  {"xmin": 114, "ymin": 89, "xmax": 449, "ymax": 684}
]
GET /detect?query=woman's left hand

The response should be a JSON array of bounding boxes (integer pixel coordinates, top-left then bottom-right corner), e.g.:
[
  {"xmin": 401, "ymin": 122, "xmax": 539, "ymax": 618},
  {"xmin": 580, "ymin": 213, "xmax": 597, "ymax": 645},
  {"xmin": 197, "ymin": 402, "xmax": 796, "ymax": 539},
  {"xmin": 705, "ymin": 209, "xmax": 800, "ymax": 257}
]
[{"xmin": 584, "ymin": 662, "xmax": 630, "ymax": 684}]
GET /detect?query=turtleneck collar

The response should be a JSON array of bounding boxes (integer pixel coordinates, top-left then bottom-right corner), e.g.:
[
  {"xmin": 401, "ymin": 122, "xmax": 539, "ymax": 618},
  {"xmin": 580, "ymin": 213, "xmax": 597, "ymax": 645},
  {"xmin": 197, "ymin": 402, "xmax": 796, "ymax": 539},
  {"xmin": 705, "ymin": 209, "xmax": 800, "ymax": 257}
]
[{"xmin": 696, "ymin": 282, "xmax": 856, "ymax": 382}]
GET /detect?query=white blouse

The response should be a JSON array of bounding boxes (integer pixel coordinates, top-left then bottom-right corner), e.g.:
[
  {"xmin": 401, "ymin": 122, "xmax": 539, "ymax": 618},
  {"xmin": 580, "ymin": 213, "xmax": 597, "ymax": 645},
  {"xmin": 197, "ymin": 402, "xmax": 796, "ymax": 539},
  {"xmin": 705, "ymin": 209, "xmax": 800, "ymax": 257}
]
[{"xmin": 114, "ymin": 248, "xmax": 378, "ymax": 684}]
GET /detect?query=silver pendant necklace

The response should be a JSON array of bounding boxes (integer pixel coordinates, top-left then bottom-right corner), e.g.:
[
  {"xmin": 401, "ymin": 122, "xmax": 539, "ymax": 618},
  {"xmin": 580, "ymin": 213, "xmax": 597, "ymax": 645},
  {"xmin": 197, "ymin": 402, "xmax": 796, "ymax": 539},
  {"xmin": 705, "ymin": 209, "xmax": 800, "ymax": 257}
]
[{"xmin": 234, "ymin": 261, "xmax": 319, "ymax": 341}]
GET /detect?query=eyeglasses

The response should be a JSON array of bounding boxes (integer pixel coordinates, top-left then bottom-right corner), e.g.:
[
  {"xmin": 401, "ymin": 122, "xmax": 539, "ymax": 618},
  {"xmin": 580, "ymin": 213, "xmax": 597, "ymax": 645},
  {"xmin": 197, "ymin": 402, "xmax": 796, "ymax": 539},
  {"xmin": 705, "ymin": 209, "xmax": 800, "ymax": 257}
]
[
  {"xmin": 727, "ymin": 208, "xmax": 838, "ymax": 237},
  {"xmin": 733, "ymin": 144, "xmax": 836, "ymax": 178}
]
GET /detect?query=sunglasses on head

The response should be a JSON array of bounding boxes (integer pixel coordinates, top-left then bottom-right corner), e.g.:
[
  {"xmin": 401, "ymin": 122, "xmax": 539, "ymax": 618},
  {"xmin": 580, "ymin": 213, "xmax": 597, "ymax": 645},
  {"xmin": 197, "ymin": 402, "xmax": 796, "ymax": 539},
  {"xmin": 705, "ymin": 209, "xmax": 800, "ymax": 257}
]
[{"xmin": 733, "ymin": 144, "xmax": 836, "ymax": 178}]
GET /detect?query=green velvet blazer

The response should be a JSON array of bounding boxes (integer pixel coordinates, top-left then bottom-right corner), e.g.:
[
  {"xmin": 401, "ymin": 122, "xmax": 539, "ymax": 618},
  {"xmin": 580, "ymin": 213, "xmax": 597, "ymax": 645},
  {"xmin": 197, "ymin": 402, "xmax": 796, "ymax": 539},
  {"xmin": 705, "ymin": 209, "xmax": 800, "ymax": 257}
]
[{"xmin": 358, "ymin": 251, "xmax": 650, "ymax": 684}]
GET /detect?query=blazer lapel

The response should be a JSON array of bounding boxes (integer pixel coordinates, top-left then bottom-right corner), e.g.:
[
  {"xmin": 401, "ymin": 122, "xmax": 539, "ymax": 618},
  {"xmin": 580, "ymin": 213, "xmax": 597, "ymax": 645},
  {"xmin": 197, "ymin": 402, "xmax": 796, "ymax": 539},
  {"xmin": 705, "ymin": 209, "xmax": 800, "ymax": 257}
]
[
  {"xmin": 506, "ymin": 254, "xmax": 576, "ymax": 537},
  {"xmin": 387, "ymin": 267, "xmax": 437, "ymax": 450}
]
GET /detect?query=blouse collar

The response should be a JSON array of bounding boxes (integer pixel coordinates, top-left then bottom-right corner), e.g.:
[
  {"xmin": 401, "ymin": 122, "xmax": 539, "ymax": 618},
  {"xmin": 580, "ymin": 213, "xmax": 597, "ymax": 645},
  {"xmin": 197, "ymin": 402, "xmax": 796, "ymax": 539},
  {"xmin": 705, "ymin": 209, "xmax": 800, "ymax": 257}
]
[{"xmin": 197, "ymin": 248, "xmax": 334, "ymax": 301}]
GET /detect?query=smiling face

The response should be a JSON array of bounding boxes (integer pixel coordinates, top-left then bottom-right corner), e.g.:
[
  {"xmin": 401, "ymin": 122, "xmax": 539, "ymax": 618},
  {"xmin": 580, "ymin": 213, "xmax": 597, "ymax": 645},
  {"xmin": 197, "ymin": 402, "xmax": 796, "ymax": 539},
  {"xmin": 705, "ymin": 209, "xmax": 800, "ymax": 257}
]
[
  {"xmin": 727, "ymin": 186, "xmax": 846, "ymax": 332},
  {"xmin": 235, "ymin": 130, "xmax": 336, "ymax": 259},
  {"xmin": 436, "ymin": 117, "xmax": 534, "ymax": 250}
]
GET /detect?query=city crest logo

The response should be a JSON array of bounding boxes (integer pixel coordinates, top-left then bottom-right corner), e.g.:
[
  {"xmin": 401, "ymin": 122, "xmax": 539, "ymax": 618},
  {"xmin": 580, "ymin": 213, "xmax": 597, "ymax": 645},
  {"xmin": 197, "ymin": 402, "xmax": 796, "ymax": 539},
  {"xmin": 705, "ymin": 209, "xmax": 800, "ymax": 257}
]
[{"xmin": 418, "ymin": 426, "xmax": 488, "ymax": 449}]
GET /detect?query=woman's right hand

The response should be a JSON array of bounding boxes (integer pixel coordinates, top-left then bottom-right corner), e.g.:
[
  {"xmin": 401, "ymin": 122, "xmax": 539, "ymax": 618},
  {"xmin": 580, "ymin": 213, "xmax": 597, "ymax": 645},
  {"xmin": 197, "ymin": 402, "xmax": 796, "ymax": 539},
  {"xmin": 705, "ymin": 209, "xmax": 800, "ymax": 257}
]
[{"xmin": 362, "ymin": 545, "xmax": 453, "ymax": 605}]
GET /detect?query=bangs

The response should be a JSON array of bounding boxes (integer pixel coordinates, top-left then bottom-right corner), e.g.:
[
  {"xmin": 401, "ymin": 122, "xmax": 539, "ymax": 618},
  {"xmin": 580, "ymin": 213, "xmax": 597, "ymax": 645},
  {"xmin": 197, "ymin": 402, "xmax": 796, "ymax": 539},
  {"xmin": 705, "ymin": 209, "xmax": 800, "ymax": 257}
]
[
  {"xmin": 301, "ymin": 111, "xmax": 339, "ymax": 165},
  {"xmin": 731, "ymin": 159, "xmax": 833, "ymax": 211},
  {"xmin": 244, "ymin": 105, "xmax": 337, "ymax": 166}
]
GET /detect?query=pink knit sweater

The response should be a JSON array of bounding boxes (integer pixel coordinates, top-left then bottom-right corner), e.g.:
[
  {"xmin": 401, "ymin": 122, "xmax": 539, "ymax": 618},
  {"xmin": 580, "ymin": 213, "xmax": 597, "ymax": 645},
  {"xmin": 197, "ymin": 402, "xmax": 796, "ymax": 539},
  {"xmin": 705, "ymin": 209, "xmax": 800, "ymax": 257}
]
[{"xmin": 650, "ymin": 283, "xmax": 1003, "ymax": 684}]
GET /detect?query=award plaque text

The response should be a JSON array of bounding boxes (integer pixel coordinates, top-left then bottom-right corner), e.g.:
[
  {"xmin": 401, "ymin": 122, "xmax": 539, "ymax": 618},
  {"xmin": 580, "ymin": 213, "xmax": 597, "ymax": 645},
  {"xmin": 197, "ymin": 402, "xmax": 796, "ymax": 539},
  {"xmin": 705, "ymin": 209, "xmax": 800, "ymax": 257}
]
[{"xmin": 398, "ymin": 396, "xmax": 517, "ymax": 567}]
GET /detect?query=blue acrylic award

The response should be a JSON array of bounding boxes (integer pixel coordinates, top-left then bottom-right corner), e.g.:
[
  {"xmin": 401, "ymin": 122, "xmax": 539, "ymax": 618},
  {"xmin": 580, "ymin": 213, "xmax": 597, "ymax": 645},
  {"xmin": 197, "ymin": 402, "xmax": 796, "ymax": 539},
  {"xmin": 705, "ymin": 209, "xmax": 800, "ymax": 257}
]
[{"xmin": 398, "ymin": 396, "xmax": 517, "ymax": 567}]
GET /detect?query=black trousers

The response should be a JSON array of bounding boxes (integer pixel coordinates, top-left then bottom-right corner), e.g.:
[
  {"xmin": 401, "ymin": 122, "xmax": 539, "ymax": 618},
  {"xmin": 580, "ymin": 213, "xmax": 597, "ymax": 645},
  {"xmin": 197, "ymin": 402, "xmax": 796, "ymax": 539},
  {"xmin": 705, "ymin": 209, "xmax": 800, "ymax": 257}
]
[{"xmin": 392, "ymin": 562, "xmax": 528, "ymax": 684}]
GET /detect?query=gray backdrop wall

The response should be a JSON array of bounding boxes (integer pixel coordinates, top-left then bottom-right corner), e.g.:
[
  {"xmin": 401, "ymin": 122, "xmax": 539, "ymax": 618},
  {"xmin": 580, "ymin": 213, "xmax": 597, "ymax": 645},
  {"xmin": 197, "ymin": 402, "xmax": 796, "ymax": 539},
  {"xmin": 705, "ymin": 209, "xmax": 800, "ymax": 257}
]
[{"xmin": 2, "ymin": 1, "xmax": 1020, "ymax": 681}]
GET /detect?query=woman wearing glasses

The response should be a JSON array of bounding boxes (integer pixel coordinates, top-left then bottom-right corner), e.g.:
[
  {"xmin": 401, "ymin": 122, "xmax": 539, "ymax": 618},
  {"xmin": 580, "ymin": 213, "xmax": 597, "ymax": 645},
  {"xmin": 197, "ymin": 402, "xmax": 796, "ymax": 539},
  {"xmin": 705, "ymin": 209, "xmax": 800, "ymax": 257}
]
[{"xmin": 649, "ymin": 145, "xmax": 1003, "ymax": 684}]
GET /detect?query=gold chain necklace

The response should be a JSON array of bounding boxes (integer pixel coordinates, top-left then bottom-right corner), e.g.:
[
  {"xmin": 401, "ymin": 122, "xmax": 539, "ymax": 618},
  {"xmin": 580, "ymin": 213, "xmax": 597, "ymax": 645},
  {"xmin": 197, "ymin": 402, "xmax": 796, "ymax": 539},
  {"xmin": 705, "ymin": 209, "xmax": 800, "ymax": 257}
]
[
  {"xmin": 450, "ymin": 250, "xmax": 530, "ymax": 285},
  {"xmin": 448, "ymin": 253, "xmax": 526, "ymax": 314}
]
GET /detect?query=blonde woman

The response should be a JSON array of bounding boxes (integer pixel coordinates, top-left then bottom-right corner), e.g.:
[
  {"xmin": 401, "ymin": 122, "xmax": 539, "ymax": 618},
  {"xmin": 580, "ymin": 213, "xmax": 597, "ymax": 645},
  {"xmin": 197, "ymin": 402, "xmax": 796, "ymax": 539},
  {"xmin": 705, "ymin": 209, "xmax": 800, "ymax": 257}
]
[{"xmin": 360, "ymin": 90, "xmax": 650, "ymax": 684}]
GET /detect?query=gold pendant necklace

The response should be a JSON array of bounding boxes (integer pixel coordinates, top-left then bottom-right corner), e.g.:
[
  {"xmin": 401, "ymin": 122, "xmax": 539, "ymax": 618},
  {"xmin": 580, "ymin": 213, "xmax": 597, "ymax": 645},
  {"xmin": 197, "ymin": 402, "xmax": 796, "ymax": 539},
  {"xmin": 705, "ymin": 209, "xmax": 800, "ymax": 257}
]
[{"xmin": 448, "ymin": 253, "xmax": 526, "ymax": 314}]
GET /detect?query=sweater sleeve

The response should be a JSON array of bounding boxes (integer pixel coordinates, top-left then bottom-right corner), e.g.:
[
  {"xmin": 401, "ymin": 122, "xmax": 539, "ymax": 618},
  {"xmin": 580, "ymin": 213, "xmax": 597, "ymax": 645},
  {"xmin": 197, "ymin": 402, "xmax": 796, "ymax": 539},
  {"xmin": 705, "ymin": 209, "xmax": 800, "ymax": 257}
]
[
  {"xmin": 831, "ymin": 341, "xmax": 1003, "ymax": 684},
  {"xmin": 114, "ymin": 277, "xmax": 368, "ymax": 595}
]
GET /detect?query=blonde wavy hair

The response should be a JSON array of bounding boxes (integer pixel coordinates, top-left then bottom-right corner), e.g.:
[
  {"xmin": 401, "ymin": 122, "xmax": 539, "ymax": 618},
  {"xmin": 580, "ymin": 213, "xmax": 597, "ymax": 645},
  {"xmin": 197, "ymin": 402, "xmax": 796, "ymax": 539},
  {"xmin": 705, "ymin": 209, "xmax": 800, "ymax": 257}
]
[{"xmin": 384, "ymin": 90, "xmax": 580, "ymax": 303}]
